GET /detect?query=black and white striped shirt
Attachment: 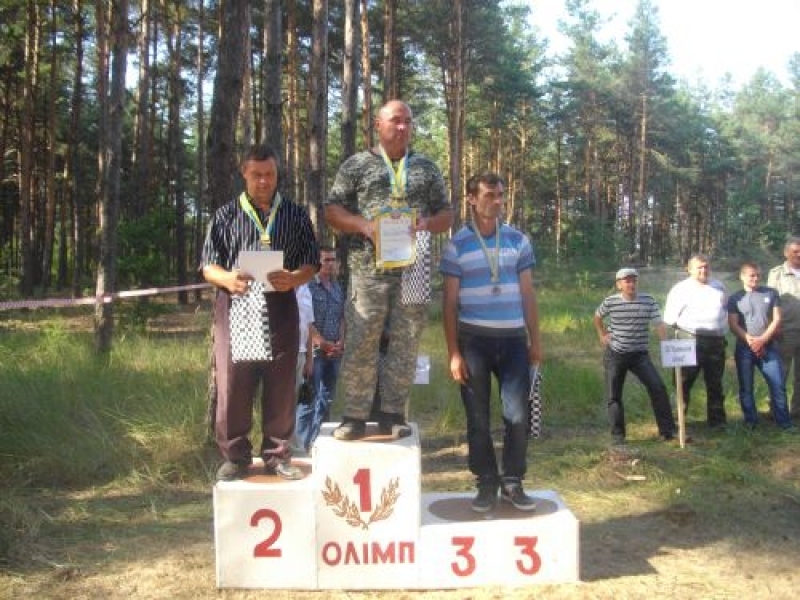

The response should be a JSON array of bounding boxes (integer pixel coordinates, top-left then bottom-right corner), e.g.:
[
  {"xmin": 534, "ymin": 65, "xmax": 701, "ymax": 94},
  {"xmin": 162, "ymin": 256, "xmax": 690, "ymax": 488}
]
[
  {"xmin": 200, "ymin": 193, "xmax": 318, "ymax": 273},
  {"xmin": 595, "ymin": 293, "xmax": 662, "ymax": 353}
]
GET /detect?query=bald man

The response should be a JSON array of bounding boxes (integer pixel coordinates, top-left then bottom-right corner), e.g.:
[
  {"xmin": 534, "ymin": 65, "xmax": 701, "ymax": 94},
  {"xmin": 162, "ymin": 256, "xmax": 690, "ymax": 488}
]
[{"xmin": 324, "ymin": 100, "xmax": 453, "ymax": 441}]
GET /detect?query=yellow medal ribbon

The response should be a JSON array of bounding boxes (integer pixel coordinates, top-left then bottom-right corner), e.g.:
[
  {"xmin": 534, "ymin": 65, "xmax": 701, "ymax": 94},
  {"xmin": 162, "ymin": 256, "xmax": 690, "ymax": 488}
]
[
  {"xmin": 379, "ymin": 145, "xmax": 408, "ymax": 207},
  {"xmin": 473, "ymin": 220, "xmax": 501, "ymax": 290},
  {"xmin": 239, "ymin": 191, "xmax": 282, "ymax": 248}
]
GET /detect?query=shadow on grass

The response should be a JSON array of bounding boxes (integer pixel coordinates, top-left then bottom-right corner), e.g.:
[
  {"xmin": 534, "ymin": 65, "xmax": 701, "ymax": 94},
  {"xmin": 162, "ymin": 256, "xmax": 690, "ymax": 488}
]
[{"xmin": 579, "ymin": 506, "xmax": 711, "ymax": 580}]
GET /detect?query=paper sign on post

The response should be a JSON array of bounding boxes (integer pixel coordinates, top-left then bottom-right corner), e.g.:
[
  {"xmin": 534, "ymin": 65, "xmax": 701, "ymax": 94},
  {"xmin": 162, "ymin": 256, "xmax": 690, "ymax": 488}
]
[{"xmin": 660, "ymin": 339, "xmax": 697, "ymax": 368}]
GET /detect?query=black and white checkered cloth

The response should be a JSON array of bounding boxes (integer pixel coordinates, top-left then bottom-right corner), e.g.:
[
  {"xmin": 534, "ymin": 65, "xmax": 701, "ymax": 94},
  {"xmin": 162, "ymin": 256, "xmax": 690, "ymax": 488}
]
[
  {"xmin": 527, "ymin": 364, "xmax": 543, "ymax": 438},
  {"xmin": 229, "ymin": 282, "xmax": 272, "ymax": 362},
  {"xmin": 401, "ymin": 230, "xmax": 432, "ymax": 305}
]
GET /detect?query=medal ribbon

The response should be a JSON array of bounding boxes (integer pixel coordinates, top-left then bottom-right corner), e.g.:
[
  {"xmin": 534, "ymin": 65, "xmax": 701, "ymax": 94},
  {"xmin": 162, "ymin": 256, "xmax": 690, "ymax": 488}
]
[
  {"xmin": 378, "ymin": 145, "xmax": 408, "ymax": 201},
  {"xmin": 473, "ymin": 220, "xmax": 500, "ymax": 284},
  {"xmin": 239, "ymin": 191, "xmax": 282, "ymax": 248}
]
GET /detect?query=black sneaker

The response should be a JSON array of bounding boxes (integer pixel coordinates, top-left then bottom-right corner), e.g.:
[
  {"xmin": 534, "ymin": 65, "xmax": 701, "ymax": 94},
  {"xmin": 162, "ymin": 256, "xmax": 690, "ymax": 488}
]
[
  {"xmin": 216, "ymin": 459, "xmax": 250, "ymax": 482},
  {"xmin": 332, "ymin": 418, "xmax": 366, "ymax": 441},
  {"xmin": 471, "ymin": 486, "xmax": 498, "ymax": 513},
  {"xmin": 500, "ymin": 484, "xmax": 537, "ymax": 511},
  {"xmin": 377, "ymin": 412, "xmax": 412, "ymax": 438}
]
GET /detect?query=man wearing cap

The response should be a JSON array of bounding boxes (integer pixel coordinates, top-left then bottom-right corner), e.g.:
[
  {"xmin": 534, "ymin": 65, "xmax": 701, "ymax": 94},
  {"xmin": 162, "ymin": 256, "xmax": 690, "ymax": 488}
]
[
  {"xmin": 594, "ymin": 268, "xmax": 677, "ymax": 446},
  {"xmin": 663, "ymin": 254, "xmax": 729, "ymax": 429}
]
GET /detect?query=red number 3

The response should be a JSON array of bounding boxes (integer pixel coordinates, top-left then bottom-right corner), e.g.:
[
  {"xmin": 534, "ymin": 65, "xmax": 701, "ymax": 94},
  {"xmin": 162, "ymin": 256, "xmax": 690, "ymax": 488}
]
[{"xmin": 514, "ymin": 536, "xmax": 541, "ymax": 575}]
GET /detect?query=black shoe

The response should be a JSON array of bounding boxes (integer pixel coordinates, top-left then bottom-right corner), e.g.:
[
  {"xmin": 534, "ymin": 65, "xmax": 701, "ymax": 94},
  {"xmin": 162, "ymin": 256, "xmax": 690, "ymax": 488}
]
[
  {"xmin": 216, "ymin": 459, "xmax": 250, "ymax": 481},
  {"xmin": 500, "ymin": 484, "xmax": 536, "ymax": 511},
  {"xmin": 332, "ymin": 418, "xmax": 366, "ymax": 441},
  {"xmin": 471, "ymin": 486, "xmax": 498, "ymax": 513},
  {"xmin": 377, "ymin": 412, "xmax": 412, "ymax": 438}
]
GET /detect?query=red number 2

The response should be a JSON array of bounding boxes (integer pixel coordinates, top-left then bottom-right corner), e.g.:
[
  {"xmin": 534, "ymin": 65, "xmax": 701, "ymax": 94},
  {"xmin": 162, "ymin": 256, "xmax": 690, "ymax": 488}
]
[{"xmin": 251, "ymin": 508, "xmax": 282, "ymax": 558}]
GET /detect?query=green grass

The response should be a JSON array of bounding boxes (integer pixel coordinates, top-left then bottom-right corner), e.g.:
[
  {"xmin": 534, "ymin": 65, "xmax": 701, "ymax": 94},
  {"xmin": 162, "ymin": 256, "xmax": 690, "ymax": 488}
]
[{"xmin": 1, "ymin": 283, "xmax": 798, "ymax": 576}]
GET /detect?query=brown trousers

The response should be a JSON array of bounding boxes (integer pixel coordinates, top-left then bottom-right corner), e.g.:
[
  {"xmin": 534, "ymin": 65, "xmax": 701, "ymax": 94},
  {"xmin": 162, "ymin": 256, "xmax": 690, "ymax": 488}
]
[{"xmin": 212, "ymin": 289, "xmax": 299, "ymax": 462}]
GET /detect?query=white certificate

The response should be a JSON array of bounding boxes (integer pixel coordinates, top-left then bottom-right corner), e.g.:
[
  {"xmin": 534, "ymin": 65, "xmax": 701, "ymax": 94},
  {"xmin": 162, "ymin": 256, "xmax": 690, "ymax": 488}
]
[
  {"xmin": 375, "ymin": 207, "xmax": 416, "ymax": 269},
  {"xmin": 238, "ymin": 250, "xmax": 284, "ymax": 291}
]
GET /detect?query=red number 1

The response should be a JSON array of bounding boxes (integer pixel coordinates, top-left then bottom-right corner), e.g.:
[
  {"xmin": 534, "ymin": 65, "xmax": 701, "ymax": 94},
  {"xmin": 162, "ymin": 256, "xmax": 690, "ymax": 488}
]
[{"xmin": 353, "ymin": 468, "xmax": 372, "ymax": 511}]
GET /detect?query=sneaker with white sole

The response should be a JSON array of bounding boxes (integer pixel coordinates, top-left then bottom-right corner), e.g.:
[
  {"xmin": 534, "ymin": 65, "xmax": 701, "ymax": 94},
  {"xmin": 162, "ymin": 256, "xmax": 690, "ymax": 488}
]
[
  {"xmin": 471, "ymin": 485, "xmax": 498, "ymax": 513},
  {"xmin": 500, "ymin": 484, "xmax": 536, "ymax": 511},
  {"xmin": 216, "ymin": 459, "xmax": 251, "ymax": 482},
  {"xmin": 271, "ymin": 460, "xmax": 303, "ymax": 480}
]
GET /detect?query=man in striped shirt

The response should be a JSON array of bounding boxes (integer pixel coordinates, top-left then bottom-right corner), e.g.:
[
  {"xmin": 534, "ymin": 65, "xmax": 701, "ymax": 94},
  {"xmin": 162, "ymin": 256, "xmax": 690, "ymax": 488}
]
[
  {"xmin": 440, "ymin": 172, "xmax": 541, "ymax": 513},
  {"xmin": 593, "ymin": 268, "xmax": 676, "ymax": 446},
  {"xmin": 201, "ymin": 145, "xmax": 318, "ymax": 481}
]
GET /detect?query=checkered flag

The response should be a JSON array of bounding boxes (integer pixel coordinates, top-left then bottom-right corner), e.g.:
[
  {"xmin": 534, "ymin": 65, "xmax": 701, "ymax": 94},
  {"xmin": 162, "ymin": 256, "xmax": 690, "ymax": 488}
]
[
  {"xmin": 401, "ymin": 230, "xmax": 432, "ymax": 305},
  {"xmin": 527, "ymin": 364, "xmax": 543, "ymax": 438},
  {"xmin": 229, "ymin": 282, "xmax": 272, "ymax": 362}
]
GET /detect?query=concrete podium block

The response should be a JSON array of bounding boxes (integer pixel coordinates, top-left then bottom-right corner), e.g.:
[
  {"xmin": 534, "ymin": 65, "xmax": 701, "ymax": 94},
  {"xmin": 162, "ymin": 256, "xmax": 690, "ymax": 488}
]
[
  {"xmin": 417, "ymin": 490, "xmax": 580, "ymax": 588},
  {"xmin": 311, "ymin": 422, "xmax": 422, "ymax": 590},
  {"xmin": 213, "ymin": 457, "xmax": 317, "ymax": 589}
]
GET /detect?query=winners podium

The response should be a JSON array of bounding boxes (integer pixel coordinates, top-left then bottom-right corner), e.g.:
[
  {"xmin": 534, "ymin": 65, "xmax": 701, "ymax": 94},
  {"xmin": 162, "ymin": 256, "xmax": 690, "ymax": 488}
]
[{"xmin": 213, "ymin": 423, "xmax": 579, "ymax": 590}]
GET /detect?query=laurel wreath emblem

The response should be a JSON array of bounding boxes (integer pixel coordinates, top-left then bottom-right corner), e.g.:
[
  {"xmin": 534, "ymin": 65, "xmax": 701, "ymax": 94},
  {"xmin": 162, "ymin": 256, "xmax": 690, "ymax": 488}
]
[{"xmin": 322, "ymin": 476, "xmax": 401, "ymax": 530}]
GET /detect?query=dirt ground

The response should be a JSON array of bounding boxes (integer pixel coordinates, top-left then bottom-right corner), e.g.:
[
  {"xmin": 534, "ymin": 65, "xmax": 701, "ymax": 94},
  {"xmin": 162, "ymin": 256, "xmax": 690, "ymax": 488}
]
[
  {"xmin": 2, "ymin": 307, "xmax": 798, "ymax": 599},
  {"xmin": 2, "ymin": 431, "xmax": 798, "ymax": 600}
]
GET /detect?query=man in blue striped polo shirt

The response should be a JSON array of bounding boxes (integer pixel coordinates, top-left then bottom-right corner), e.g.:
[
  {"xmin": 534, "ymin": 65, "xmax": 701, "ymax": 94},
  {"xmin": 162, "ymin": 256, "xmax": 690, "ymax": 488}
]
[
  {"xmin": 593, "ymin": 268, "xmax": 677, "ymax": 446},
  {"xmin": 440, "ymin": 172, "xmax": 541, "ymax": 513}
]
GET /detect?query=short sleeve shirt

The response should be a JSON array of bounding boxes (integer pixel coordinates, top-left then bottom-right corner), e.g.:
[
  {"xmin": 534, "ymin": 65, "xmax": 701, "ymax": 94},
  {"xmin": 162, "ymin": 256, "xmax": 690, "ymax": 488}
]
[
  {"xmin": 200, "ymin": 193, "xmax": 318, "ymax": 273},
  {"xmin": 325, "ymin": 150, "xmax": 449, "ymax": 272},
  {"xmin": 439, "ymin": 223, "xmax": 535, "ymax": 333},
  {"xmin": 726, "ymin": 286, "xmax": 780, "ymax": 338},
  {"xmin": 595, "ymin": 293, "xmax": 662, "ymax": 353}
]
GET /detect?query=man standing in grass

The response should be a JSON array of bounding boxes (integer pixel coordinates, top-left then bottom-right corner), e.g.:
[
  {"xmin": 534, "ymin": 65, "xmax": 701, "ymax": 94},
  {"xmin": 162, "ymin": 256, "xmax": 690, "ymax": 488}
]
[
  {"xmin": 294, "ymin": 246, "xmax": 346, "ymax": 451},
  {"xmin": 663, "ymin": 254, "xmax": 728, "ymax": 430},
  {"xmin": 593, "ymin": 268, "xmax": 677, "ymax": 447},
  {"xmin": 727, "ymin": 262, "xmax": 794, "ymax": 430},
  {"xmin": 767, "ymin": 237, "xmax": 800, "ymax": 420},
  {"xmin": 441, "ymin": 172, "xmax": 541, "ymax": 513}
]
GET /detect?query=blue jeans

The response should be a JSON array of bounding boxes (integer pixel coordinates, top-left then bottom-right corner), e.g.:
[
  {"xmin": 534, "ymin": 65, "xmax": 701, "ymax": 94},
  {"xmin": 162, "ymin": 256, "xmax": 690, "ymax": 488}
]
[
  {"xmin": 458, "ymin": 330, "xmax": 530, "ymax": 488},
  {"xmin": 603, "ymin": 348, "xmax": 676, "ymax": 441},
  {"xmin": 295, "ymin": 355, "xmax": 341, "ymax": 450},
  {"xmin": 734, "ymin": 342, "xmax": 792, "ymax": 427}
]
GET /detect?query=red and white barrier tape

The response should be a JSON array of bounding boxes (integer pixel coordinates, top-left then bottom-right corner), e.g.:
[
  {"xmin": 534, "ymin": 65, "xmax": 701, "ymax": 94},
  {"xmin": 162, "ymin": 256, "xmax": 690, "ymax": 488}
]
[{"xmin": 0, "ymin": 283, "xmax": 211, "ymax": 311}]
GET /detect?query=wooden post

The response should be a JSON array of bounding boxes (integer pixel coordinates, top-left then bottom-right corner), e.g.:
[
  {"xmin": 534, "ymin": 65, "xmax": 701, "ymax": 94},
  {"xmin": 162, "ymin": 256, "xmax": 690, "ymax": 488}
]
[{"xmin": 675, "ymin": 366, "xmax": 686, "ymax": 448}]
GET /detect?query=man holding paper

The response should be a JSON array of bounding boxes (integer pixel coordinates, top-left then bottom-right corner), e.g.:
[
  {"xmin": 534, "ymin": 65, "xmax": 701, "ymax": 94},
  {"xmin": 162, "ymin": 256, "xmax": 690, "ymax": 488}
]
[
  {"xmin": 324, "ymin": 100, "xmax": 453, "ymax": 440},
  {"xmin": 201, "ymin": 145, "xmax": 318, "ymax": 481}
]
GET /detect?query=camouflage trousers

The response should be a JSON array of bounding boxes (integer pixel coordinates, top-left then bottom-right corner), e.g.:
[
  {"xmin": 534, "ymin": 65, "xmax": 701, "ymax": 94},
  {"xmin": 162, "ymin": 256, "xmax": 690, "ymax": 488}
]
[{"xmin": 339, "ymin": 271, "xmax": 428, "ymax": 420}]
